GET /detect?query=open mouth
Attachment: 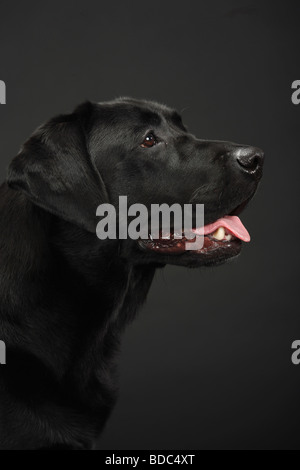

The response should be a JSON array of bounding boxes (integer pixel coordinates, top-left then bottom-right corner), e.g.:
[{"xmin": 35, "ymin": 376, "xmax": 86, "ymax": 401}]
[{"xmin": 138, "ymin": 215, "xmax": 250, "ymax": 258}]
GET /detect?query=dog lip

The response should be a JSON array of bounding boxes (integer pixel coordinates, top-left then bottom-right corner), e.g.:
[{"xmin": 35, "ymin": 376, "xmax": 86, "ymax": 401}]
[{"xmin": 138, "ymin": 230, "xmax": 242, "ymax": 256}]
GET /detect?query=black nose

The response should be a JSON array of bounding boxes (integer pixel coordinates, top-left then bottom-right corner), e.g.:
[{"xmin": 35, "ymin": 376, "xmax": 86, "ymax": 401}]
[{"xmin": 233, "ymin": 146, "xmax": 264, "ymax": 180}]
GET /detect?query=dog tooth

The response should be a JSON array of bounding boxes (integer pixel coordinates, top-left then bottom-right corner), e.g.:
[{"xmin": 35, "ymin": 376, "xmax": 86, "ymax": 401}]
[
  {"xmin": 225, "ymin": 234, "xmax": 233, "ymax": 241},
  {"xmin": 212, "ymin": 227, "xmax": 226, "ymax": 240}
]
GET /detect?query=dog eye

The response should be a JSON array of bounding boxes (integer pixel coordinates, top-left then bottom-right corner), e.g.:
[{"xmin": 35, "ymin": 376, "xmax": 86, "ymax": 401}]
[{"xmin": 141, "ymin": 133, "xmax": 157, "ymax": 148}]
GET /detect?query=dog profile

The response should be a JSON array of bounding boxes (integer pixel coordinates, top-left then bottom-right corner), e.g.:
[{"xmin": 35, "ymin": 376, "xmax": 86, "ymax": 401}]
[{"xmin": 0, "ymin": 98, "xmax": 264, "ymax": 449}]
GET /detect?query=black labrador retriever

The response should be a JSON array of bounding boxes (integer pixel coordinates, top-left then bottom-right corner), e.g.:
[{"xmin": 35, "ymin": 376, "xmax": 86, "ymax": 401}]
[{"xmin": 0, "ymin": 98, "xmax": 264, "ymax": 449}]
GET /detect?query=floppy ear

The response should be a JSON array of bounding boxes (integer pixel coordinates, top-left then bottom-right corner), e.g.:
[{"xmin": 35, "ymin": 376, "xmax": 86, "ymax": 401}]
[{"xmin": 7, "ymin": 105, "xmax": 108, "ymax": 233}]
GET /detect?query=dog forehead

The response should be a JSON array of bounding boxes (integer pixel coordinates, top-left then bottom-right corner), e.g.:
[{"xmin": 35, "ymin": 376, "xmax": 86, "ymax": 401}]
[
  {"xmin": 93, "ymin": 98, "xmax": 179, "ymax": 127},
  {"xmin": 111, "ymin": 98, "xmax": 185, "ymax": 131}
]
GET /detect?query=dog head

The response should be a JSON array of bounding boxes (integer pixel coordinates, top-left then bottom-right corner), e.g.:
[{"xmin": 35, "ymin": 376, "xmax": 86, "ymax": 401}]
[{"xmin": 7, "ymin": 98, "xmax": 264, "ymax": 268}]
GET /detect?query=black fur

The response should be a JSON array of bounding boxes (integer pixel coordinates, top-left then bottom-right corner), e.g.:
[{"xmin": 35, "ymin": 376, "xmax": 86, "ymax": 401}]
[{"xmin": 0, "ymin": 98, "xmax": 263, "ymax": 449}]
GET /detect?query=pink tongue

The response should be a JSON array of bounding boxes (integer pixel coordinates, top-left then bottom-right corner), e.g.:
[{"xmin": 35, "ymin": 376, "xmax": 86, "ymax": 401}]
[{"xmin": 192, "ymin": 215, "xmax": 251, "ymax": 242}]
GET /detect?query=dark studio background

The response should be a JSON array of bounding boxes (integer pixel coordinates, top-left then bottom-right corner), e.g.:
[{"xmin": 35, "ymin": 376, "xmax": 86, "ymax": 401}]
[{"xmin": 0, "ymin": 0, "xmax": 299, "ymax": 450}]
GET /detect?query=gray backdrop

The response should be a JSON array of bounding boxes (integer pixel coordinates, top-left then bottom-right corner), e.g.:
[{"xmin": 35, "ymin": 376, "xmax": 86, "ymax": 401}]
[{"xmin": 0, "ymin": 0, "xmax": 299, "ymax": 450}]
